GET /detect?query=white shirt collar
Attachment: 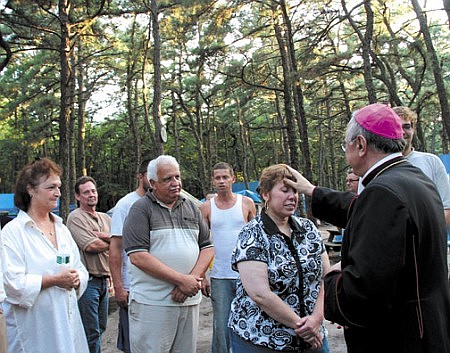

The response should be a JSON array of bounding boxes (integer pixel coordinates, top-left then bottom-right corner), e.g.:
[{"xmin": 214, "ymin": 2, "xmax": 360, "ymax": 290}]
[{"xmin": 358, "ymin": 153, "xmax": 403, "ymax": 193}]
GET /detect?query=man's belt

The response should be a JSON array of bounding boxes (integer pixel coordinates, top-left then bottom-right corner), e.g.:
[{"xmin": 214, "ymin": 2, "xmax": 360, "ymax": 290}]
[{"xmin": 89, "ymin": 273, "xmax": 110, "ymax": 279}]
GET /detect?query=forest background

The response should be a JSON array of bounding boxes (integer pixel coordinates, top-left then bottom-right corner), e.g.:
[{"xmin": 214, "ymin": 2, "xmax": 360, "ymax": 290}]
[{"xmin": 1, "ymin": 0, "xmax": 449, "ymax": 219}]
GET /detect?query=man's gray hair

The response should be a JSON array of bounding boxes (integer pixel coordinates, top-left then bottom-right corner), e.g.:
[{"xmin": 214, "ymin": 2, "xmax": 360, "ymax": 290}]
[
  {"xmin": 147, "ymin": 155, "xmax": 180, "ymax": 181},
  {"xmin": 345, "ymin": 117, "xmax": 406, "ymax": 153}
]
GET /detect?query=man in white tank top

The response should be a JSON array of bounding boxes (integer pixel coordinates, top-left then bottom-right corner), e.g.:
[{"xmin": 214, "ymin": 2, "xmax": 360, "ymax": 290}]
[{"xmin": 200, "ymin": 162, "xmax": 256, "ymax": 353}]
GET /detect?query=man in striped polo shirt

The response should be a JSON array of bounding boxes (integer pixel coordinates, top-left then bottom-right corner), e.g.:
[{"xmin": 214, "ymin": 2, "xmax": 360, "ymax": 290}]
[{"xmin": 123, "ymin": 155, "xmax": 214, "ymax": 353}]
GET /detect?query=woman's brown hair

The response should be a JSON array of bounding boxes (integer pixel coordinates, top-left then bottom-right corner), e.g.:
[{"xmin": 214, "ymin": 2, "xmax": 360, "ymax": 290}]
[
  {"xmin": 258, "ymin": 164, "xmax": 295, "ymax": 201},
  {"xmin": 14, "ymin": 158, "xmax": 62, "ymax": 211}
]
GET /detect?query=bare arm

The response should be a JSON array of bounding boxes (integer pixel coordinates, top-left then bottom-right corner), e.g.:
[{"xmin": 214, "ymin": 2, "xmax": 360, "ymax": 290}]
[
  {"xmin": 94, "ymin": 231, "xmax": 110, "ymax": 243},
  {"xmin": 199, "ymin": 201, "xmax": 211, "ymax": 227},
  {"xmin": 198, "ymin": 203, "xmax": 213, "ymax": 297},
  {"xmin": 243, "ymin": 196, "xmax": 257, "ymax": 222},
  {"xmin": 294, "ymin": 251, "xmax": 330, "ymax": 345},
  {"xmin": 239, "ymin": 260, "xmax": 323, "ymax": 349},
  {"xmin": 190, "ymin": 247, "xmax": 214, "ymax": 279},
  {"xmin": 129, "ymin": 251, "xmax": 202, "ymax": 297},
  {"xmin": 321, "ymin": 250, "xmax": 331, "ymax": 276},
  {"xmin": 238, "ymin": 261, "xmax": 303, "ymax": 328},
  {"xmin": 294, "ymin": 280, "xmax": 324, "ymax": 348},
  {"xmin": 109, "ymin": 236, "xmax": 128, "ymax": 306},
  {"xmin": 444, "ymin": 209, "xmax": 450, "ymax": 227},
  {"xmin": 84, "ymin": 238, "xmax": 109, "ymax": 253},
  {"xmin": 171, "ymin": 246, "xmax": 215, "ymax": 302}
]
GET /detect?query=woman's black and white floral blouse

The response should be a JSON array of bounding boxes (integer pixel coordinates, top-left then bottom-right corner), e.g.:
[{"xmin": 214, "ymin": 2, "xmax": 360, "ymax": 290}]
[{"xmin": 228, "ymin": 209, "xmax": 327, "ymax": 351}]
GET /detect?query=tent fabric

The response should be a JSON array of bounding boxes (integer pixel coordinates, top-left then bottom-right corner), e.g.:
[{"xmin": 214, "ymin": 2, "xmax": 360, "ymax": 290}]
[
  {"xmin": 0, "ymin": 193, "xmax": 76, "ymax": 216},
  {"xmin": 199, "ymin": 185, "xmax": 261, "ymax": 204},
  {"xmin": 234, "ymin": 189, "xmax": 262, "ymax": 204},
  {"xmin": 0, "ymin": 194, "xmax": 18, "ymax": 216},
  {"xmin": 231, "ymin": 181, "xmax": 259, "ymax": 193},
  {"xmin": 439, "ymin": 154, "xmax": 450, "ymax": 175}
]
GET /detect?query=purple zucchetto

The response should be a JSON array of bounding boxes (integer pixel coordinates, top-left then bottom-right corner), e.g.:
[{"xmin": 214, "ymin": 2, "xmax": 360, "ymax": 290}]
[{"xmin": 354, "ymin": 103, "xmax": 404, "ymax": 139}]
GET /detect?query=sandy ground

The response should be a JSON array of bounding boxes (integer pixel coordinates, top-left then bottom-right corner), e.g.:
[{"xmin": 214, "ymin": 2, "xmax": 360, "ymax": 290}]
[{"xmin": 101, "ymin": 295, "xmax": 347, "ymax": 353}]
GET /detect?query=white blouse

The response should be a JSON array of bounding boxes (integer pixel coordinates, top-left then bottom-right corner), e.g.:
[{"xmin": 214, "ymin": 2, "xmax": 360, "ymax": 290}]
[{"xmin": 2, "ymin": 210, "xmax": 89, "ymax": 353}]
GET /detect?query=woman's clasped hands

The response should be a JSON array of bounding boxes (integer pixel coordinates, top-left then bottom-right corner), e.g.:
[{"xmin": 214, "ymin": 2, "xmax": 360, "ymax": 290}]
[
  {"xmin": 57, "ymin": 269, "xmax": 80, "ymax": 290},
  {"xmin": 295, "ymin": 315, "xmax": 323, "ymax": 349}
]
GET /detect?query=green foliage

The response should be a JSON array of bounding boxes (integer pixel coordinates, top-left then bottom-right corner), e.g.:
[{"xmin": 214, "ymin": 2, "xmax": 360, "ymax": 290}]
[{"xmin": 1, "ymin": 0, "xmax": 449, "ymax": 206}]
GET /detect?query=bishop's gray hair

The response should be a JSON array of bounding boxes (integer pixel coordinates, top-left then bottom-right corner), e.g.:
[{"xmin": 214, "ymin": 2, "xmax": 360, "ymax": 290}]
[{"xmin": 345, "ymin": 117, "xmax": 405, "ymax": 154}]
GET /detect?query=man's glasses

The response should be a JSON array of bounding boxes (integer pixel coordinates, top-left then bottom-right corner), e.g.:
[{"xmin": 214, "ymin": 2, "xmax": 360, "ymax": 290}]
[{"xmin": 402, "ymin": 123, "xmax": 413, "ymax": 131}]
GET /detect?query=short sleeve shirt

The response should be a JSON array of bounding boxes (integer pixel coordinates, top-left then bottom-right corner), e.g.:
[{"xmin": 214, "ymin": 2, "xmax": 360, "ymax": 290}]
[
  {"xmin": 67, "ymin": 208, "xmax": 111, "ymax": 276},
  {"xmin": 123, "ymin": 192, "xmax": 212, "ymax": 306},
  {"xmin": 110, "ymin": 191, "xmax": 142, "ymax": 290},
  {"xmin": 407, "ymin": 150, "xmax": 450, "ymax": 209},
  {"xmin": 228, "ymin": 210, "xmax": 326, "ymax": 351}
]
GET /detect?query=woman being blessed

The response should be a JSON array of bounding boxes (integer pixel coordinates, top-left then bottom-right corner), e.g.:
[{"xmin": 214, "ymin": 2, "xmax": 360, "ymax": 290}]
[
  {"xmin": 228, "ymin": 164, "xmax": 330, "ymax": 353},
  {"xmin": 1, "ymin": 158, "xmax": 89, "ymax": 353}
]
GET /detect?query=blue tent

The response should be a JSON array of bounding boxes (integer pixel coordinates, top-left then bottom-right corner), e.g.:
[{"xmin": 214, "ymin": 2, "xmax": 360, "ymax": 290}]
[
  {"xmin": 232, "ymin": 181, "xmax": 259, "ymax": 193},
  {"xmin": 0, "ymin": 194, "xmax": 18, "ymax": 216},
  {"xmin": 0, "ymin": 193, "xmax": 76, "ymax": 217},
  {"xmin": 200, "ymin": 183, "xmax": 261, "ymax": 204},
  {"xmin": 439, "ymin": 154, "xmax": 450, "ymax": 176},
  {"xmin": 235, "ymin": 189, "xmax": 262, "ymax": 204}
]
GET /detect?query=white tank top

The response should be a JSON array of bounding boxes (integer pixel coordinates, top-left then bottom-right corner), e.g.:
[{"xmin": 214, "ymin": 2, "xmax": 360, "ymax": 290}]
[{"xmin": 210, "ymin": 194, "xmax": 246, "ymax": 279}]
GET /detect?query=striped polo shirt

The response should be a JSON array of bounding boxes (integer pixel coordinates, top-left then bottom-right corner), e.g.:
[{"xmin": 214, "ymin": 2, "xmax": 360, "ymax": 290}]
[{"xmin": 123, "ymin": 192, "xmax": 212, "ymax": 306}]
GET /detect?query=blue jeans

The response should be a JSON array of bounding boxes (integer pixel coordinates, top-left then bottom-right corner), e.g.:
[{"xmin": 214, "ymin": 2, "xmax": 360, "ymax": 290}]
[
  {"xmin": 230, "ymin": 330, "xmax": 330, "ymax": 353},
  {"xmin": 210, "ymin": 278, "xmax": 236, "ymax": 353},
  {"xmin": 78, "ymin": 276, "xmax": 109, "ymax": 353}
]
